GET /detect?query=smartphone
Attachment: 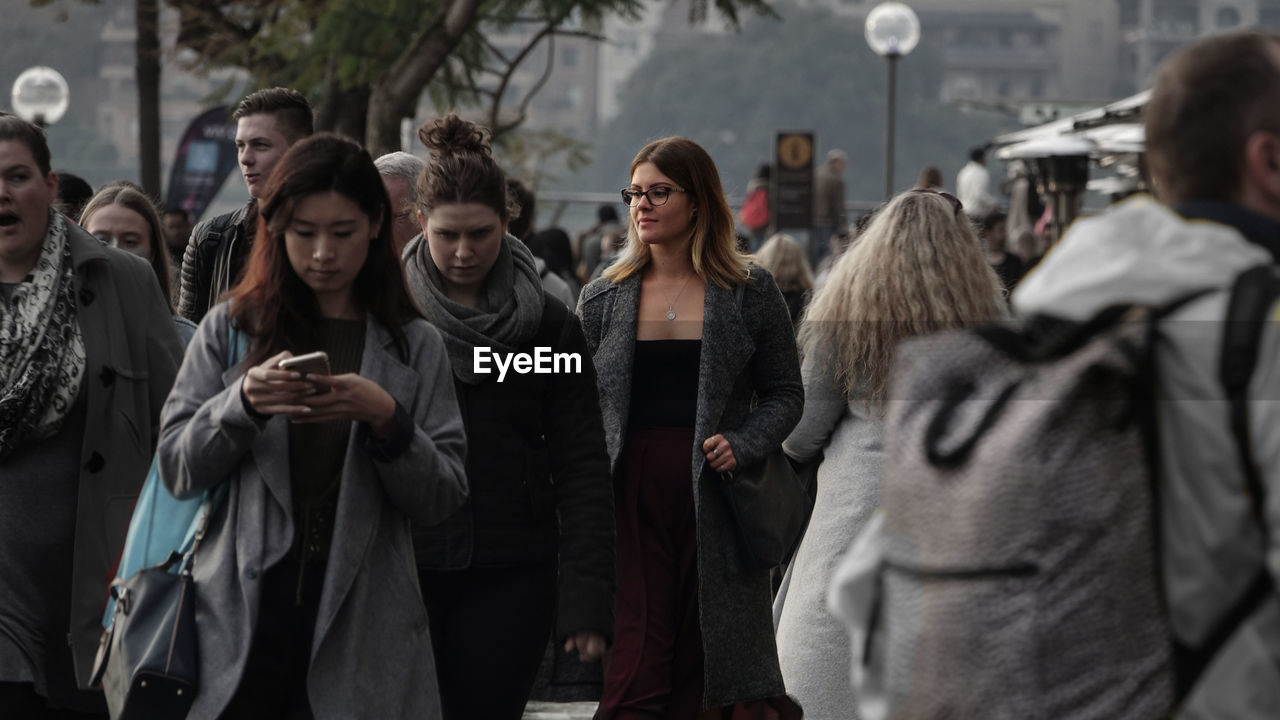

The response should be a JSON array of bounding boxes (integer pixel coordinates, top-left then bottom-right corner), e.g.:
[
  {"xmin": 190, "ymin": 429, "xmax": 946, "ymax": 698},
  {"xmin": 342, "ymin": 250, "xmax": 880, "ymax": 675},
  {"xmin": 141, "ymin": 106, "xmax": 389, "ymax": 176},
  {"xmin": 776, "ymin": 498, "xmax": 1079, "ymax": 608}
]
[{"xmin": 278, "ymin": 351, "xmax": 331, "ymax": 393}]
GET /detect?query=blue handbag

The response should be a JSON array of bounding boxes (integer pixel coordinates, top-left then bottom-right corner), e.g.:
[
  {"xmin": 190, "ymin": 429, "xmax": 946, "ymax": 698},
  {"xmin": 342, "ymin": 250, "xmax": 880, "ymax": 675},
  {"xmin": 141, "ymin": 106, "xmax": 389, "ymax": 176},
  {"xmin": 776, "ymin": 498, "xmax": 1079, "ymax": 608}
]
[{"xmin": 91, "ymin": 323, "xmax": 247, "ymax": 718}]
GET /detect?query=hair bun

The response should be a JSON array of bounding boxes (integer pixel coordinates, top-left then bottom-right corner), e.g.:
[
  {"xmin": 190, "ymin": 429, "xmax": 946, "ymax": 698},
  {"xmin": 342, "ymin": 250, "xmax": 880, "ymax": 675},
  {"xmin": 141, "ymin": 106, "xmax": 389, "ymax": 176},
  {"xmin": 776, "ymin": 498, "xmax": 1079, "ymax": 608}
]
[{"xmin": 418, "ymin": 113, "xmax": 491, "ymax": 159}]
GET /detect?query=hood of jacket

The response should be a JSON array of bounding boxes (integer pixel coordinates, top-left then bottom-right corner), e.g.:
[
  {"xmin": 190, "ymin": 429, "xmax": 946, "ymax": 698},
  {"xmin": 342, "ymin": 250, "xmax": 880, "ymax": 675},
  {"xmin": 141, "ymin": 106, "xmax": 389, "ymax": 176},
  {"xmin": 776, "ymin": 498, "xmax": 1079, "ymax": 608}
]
[{"xmin": 1013, "ymin": 195, "xmax": 1272, "ymax": 320}]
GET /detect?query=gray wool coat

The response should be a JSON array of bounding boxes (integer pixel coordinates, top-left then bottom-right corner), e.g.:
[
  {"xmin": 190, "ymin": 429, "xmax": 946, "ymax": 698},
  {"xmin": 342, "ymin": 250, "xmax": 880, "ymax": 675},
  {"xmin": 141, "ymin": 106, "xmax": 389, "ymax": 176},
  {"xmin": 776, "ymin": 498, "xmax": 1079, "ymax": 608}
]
[
  {"xmin": 157, "ymin": 303, "xmax": 469, "ymax": 720},
  {"xmin": 577, "ymin": 264, "xmax": 804, "ymax": 709}
]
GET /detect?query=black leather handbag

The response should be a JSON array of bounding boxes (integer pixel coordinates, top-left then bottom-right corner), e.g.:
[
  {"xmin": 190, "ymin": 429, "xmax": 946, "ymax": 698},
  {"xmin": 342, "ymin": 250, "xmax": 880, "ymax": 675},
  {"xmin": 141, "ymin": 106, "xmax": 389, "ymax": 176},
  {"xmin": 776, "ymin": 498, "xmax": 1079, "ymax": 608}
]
[
  {"xmin": 92, "ymin": 488, "xmax": 222, "ymax": 720},
  {"xmin": 721, "ymin": 447, "xmax": 816, "ymax": 570}
]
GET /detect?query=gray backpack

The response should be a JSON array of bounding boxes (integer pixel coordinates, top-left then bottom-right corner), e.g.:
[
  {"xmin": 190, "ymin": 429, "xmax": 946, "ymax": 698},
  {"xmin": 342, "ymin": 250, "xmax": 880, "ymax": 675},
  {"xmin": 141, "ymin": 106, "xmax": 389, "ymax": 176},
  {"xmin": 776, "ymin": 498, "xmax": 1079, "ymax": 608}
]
[{"xmin": 847, "ymin": 268, "xmax": 1277, "ymax": 720}]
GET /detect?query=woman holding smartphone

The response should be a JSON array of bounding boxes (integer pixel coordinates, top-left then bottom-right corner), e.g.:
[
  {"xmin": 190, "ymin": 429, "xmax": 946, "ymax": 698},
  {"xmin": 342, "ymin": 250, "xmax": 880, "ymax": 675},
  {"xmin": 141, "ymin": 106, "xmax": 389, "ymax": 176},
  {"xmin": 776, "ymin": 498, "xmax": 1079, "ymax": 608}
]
[
  {"xmin": 401, "ymin": 113, "xmax": 614, "ymax": 719},
  {"xmin": 156, "ymin": 133, "xmax": 469, "ymax": 719}
]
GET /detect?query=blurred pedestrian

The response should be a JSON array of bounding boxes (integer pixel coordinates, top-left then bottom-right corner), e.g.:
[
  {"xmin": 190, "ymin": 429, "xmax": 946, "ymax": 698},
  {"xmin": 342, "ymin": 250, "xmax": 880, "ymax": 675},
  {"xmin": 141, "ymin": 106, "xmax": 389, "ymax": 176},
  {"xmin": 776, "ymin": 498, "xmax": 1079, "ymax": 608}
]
[
  {"xmin": 53, "ymin": 171, "xmax": 92, "ymax": 222},
  {"xmin": 812, "ymin": 150, "xmax": 848, "ymax": 268},
  {"xmin": 158, "ymin": 133, "xmax": 469, "ymax": 719},
  {"xmin": 754, "ymin": 232, "xmax": 813, "ymax": 329},
  {"xmin": 916, "ymin": 164, "xmax": 945, "ymax": 192},
  {"xmin": 739, "ymin": 163, "xmax": 772, "ymax": 251},
  {"xmin": 956, "ymin": 145, "xmax": 996, "ymax": 220},
  {"xmin": 375, "ymin": 150, "xmax": 426, "ymax": 262},
  {"xmin": 179, "ymin": 87, "xmax": 313, "ymax": 323},
  {"xmin": 575, "ymin": 203, "xmax": 622, "ymax": 284},
  {"xmin": 161, "ymin": 207, "xmax": 193, "ymax": 284},
  {"xmin": 980, "ymin": 210, "xmax": 1024, "ymax": 292},
  {"xmin": 776, "ymin": 188, "xmax": 1004, "ymax": 719},
  {"xmin": 507, "ymin": 177, "xmax": 575, "ymax": 307},
  {"xmin": 579, "ymin": 135, "xmax": 803, "ymax": 718},
  {"xmin": 0, "ymin": 112, "xmax": 183, "ymax": 718},
  {"xmin": 402, "ymin": 114, "xmax": 614, "ymax": 720}
]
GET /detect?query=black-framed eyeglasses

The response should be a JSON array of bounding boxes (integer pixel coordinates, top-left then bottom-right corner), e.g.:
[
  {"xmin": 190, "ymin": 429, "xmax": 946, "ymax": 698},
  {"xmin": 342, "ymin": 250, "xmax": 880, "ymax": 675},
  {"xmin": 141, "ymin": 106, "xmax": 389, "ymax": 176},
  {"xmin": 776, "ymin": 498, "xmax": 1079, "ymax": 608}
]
[
  {"xmin": 621, "ymin": 186, "xmax": 686, "ymax": 207},
  {"xmin": 910, "ymin": 188, "xmax": 964, "ymax": 217}
]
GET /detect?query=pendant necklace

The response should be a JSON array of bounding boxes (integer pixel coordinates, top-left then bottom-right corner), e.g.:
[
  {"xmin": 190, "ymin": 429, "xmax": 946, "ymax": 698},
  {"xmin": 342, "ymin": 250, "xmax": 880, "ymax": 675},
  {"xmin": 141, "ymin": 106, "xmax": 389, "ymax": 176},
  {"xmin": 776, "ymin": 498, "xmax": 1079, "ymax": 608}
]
[{"xmin": 660, "ymin": 273, "xmax": 694, "ymax": 321}]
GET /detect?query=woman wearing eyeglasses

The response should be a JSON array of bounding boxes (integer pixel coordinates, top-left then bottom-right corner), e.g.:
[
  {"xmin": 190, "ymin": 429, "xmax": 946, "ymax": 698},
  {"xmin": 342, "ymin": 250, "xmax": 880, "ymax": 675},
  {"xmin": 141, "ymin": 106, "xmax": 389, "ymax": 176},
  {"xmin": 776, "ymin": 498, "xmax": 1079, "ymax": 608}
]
[
  {"xmin": 773, "ymin": 189, "xmax": 1005, "ymax": 718},
  {"xmin": 578, "ymin": 136, "xmax": 804, "ymax": 719}
]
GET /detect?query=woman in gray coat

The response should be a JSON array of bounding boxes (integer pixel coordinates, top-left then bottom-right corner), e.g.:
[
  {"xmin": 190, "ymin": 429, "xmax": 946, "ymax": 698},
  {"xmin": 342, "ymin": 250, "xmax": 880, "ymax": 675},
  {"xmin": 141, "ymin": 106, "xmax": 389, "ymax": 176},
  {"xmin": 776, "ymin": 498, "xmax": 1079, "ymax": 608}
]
[
  {"xmin": 157, "ymin": 134, "xmax": 468, "ymax": 719},
  {"xmin": 578, "ymin": 136, "xmax": 804, "ymax": 718},
  {"xmin": 774, "ymin": 190, "xmax": 1006, "ymax": 718}
]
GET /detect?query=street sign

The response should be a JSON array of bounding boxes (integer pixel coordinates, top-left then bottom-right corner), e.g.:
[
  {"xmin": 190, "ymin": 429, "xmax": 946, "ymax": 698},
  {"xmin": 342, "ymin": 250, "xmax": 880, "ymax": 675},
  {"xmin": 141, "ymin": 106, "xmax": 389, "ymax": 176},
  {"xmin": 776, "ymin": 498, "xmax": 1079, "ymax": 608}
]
[{"xmin": 774, "ymin": 131, "xmax": 814, "ymax": 230}]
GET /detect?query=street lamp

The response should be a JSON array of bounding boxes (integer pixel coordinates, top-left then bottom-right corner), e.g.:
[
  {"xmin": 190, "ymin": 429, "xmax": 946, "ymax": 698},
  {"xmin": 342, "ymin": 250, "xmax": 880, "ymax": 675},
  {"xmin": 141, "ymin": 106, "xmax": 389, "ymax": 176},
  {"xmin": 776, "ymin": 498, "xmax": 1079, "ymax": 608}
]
[
  {"xmin": 865, "ymin": 2, "xmax": 920, "ymax": 200},
  {"xmin": 11, "ymin": 66, "xmax": 70, "ymax": 129}
]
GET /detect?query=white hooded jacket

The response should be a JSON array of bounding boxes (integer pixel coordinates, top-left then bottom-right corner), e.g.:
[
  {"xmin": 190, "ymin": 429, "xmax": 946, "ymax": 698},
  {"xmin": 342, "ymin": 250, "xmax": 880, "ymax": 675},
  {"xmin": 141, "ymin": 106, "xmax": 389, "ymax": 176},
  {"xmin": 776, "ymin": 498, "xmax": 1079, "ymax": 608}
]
[{"xmin": 1013, "ymin": 195, "xmax": 1280, "ymax": 718}]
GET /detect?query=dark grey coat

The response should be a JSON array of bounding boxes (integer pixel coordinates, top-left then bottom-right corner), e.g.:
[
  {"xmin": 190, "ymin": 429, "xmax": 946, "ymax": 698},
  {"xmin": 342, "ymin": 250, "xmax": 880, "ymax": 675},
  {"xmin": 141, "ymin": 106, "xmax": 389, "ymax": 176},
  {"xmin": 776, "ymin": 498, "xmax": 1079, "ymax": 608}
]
[
  {"xmin": 65, "ymin": 224, "xmax": 185, "ymax": 686},
  {"xmin": 577, "ymin": 264, "xmax": 803, "ymax": 708},
  {"xmin": 158, "ymin": 303, "xmax": 469, "ymax": 719}
]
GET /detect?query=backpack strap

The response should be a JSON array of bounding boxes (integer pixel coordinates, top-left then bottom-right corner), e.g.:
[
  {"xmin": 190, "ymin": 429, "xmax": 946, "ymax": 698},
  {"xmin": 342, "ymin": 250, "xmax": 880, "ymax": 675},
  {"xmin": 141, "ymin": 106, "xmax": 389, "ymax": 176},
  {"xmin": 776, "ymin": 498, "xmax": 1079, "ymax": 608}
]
[{"xmin": 1173, "ymin": 264, "xmax": 1280, "ymax": 698}]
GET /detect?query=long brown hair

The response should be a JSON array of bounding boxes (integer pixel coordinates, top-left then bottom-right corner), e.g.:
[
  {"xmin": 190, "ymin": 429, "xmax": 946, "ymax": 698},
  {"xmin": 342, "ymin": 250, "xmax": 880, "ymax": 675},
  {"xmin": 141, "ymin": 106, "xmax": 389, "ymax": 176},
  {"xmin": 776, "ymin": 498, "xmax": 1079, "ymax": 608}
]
[
  {"xmin": 227, "ymin": 133, "xmax": 417, "ymax": 367},
  {"xmin": 603, "ymin": 136, "xmax": 750, "ymax": 288}
]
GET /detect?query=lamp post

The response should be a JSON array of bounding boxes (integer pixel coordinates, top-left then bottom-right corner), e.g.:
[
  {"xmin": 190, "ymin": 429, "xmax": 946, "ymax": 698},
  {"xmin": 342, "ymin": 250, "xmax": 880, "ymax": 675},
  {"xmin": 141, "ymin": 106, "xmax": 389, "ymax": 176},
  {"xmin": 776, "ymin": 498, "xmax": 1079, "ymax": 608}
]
[
  {"xmin": 11, "ymin": 66, "xmax": 70, "ymax": 130},
  {"xmin": 865, "ymin": 2, "xmax": 920, "ymax": 200}
]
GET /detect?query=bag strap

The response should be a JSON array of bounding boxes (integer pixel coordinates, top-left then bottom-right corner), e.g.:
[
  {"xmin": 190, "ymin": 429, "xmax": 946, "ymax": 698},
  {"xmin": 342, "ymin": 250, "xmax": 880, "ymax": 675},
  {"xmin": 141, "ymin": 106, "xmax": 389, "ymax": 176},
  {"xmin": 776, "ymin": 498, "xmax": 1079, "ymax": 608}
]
[
  {"xmin": 177, "ymin": 321, "xmax": 245, "ymax": 565},
  {"xmin": 1172, "ymin": 264, "xmax": 1280, "ymax": 697}
]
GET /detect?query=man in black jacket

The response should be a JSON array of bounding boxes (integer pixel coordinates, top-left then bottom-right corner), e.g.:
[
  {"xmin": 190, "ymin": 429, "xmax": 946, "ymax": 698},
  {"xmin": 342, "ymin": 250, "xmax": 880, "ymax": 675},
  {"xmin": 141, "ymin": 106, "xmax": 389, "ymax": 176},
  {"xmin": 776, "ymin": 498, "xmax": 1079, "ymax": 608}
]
[{"xmin": 177, "ymin": 87, "xmax": 312, "ymax": 322}]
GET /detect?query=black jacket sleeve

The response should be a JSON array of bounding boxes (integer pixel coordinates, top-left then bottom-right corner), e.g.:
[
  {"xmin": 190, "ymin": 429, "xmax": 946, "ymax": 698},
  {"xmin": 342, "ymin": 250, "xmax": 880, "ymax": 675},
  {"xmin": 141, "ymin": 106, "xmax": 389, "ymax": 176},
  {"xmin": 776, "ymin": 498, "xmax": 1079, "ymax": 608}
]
[{"xmin": 545, "ymin": 307, "xmax": 616, "ymax": 642}]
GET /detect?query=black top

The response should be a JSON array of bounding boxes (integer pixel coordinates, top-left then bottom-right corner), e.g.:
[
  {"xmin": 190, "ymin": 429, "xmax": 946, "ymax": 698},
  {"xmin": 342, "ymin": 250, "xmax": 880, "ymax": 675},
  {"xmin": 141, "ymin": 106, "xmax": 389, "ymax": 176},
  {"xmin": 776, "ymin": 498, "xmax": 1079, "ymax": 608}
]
[
  {"xmin": 286, "ymin": 318, "xmax": 366, "ymax": 585},
  {"xmin": 630, "ymin": 339, "xmax": 701, "ymax": 428}
]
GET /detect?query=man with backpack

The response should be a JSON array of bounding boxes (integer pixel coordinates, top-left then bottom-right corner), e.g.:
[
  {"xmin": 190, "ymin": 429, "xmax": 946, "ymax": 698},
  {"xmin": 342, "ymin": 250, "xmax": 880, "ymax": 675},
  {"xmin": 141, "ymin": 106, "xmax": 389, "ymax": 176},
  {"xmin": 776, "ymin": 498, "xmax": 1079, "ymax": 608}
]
[
  {"xmin": 1004, "ymin": 31, "xmax": 1280, "ymax": 717},
  {"xmin": 177, "ymin": 87, "xmax": 313, "ymax": 323},
  {"xmin": 831, "ymin": 31, "xmax": 1280, "ymax": 720}
]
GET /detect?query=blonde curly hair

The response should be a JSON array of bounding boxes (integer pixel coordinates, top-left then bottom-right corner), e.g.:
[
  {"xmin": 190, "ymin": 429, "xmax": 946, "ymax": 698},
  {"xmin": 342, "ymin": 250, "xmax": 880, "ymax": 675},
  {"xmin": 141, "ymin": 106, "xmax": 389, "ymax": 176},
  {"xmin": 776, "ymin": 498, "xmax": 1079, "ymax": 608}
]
[{"xmin": 797, "ymin": 190, "xmax": 1005, "ymax": 411}]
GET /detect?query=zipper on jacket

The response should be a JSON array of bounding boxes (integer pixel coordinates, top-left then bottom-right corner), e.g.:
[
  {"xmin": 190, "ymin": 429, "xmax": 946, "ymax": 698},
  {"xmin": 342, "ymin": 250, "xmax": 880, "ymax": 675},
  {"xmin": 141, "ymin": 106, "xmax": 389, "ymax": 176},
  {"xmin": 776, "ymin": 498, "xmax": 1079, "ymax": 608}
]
[{"xmin": 885, "ymin": 560, "xmax": 1038, "ymax": 580}]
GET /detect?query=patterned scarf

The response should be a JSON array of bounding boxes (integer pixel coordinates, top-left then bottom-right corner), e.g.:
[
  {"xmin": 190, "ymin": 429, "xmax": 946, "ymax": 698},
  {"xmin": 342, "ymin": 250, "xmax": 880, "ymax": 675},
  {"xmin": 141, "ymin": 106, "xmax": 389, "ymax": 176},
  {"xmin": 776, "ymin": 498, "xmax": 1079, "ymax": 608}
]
[
  {"xmin": 403, "ymin": 233, "xmax": 545, "ymax": 384},
  {"xmin": 0, "ymin": 210, "xmax": 87, "ymax": 460}
]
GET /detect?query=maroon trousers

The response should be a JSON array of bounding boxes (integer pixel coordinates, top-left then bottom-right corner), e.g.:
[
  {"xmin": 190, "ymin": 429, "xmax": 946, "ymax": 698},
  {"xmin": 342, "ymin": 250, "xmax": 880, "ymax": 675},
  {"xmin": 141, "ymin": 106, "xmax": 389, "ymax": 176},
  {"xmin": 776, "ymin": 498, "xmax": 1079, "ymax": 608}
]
[{"xmin": 597, "ymin": 427, "xmax": 801, "ymax": 720}]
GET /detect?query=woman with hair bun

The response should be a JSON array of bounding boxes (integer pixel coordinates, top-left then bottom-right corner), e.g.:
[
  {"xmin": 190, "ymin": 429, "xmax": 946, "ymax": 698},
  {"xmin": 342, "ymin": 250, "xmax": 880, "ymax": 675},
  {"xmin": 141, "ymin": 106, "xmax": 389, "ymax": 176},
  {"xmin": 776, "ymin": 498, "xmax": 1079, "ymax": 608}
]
[
  {"xmin": 401, "ymin": 113, "xmax": 614, "ymax": 719},
  {"xmin": 157, "ymin": 132, "xmax": 469, "ymax": 719},
  {"xmin": 774, "ymin": 189, "xmax": 1005, "ymax": 718},
  {"xmin": 579, "ymin": 136, "xmax": 804, "ymax": 718}
]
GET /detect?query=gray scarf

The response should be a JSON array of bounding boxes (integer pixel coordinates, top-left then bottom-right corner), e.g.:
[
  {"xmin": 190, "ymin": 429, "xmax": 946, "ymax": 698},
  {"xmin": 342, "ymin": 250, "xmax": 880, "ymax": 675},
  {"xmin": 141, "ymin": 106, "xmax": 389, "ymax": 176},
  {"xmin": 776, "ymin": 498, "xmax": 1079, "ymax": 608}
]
[
  {"xmin": 0, "ymin": 210, "xmax": 87, "ymax": 459},
  {"xmin": 403, "ymin": 233, "xmax": 545, "ymax": 384}
]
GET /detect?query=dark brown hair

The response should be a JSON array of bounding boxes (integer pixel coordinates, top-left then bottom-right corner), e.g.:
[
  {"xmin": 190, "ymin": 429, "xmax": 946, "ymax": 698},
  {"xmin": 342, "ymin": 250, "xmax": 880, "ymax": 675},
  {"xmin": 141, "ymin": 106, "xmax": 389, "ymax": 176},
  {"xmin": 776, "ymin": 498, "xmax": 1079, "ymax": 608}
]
[
  {"xmin": 1146, "ymin": 31, "xmax": 1280, "ymax": 205},
  {"xmin": 79, "ymin": 184, "xmax": 174, "ymax": 311},
  {"xmin": 413, "ymin": 114, "xmax": 508, "ymax": 221},
  {"xmin": 233, "ymin": 87, "xmax": 314, "ymax": 142},
  {"xmin": 0, "ymin": 112, "xmax": 51, "ymax": 175},
  {"xmin": 227, "ymin": 133, "xmax": 416, "ymax": 367}
]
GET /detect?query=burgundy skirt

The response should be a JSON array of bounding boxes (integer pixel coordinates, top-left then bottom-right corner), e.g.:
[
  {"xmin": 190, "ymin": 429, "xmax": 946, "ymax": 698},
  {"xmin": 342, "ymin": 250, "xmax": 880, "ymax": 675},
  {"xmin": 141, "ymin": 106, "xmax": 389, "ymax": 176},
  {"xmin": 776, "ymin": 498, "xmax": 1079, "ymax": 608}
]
[{"xmin": 596, "ymin": 427, "xmax": 802, "ymax": 720}]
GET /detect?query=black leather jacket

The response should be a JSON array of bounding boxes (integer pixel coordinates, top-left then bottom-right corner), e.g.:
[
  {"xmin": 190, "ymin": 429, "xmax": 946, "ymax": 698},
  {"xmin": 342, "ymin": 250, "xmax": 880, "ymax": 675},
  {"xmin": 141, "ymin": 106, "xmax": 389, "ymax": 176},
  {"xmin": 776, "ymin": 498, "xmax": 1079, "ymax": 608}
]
[{"xmin": 177, "ymin": 202, "xmax": 253, "ymax": 323}]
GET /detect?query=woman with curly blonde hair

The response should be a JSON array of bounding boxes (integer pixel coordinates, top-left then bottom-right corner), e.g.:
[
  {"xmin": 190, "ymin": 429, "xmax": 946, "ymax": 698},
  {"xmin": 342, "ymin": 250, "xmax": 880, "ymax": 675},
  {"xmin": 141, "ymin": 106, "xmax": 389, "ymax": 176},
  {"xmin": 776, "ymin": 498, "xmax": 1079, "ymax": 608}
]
[
  {"xmin": 773, "ymin": 189, "xmax": 1005, "ymax": 719},
  {"xmin": 754, "ymin": 232, "xmax": 814, "ymax": 328}
]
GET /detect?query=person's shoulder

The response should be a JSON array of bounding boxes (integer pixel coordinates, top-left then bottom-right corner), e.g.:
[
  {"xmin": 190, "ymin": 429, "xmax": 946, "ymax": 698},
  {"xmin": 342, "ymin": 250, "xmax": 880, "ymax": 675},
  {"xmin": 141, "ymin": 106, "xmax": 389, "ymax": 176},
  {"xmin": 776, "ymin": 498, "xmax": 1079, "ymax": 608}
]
[
  {"xmin": 190, "ymin": 205, "xmax": 249, "ymax": 249},
  {"xmin": 580, "ymin": 275, "xmax": 621, "ymax": 305},
  {"xmin": 398, "ymin": 315, "xmax": 448, "ymax": 356},
  {"xmin": 743, "ymin": 262, "xmax": 779, "ymax": 295}
]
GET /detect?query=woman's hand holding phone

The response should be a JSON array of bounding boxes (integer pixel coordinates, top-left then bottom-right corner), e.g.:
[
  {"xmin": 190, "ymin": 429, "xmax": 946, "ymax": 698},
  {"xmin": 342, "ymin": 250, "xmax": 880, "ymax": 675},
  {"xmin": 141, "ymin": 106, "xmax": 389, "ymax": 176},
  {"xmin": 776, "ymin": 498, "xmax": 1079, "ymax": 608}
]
[
  {"xmin": 295, "ymin": 374, "xmax": 398, "ymax": 439},
  {"xmin": 241, "ymin": 351, "xmax": 320, "ymax": 417}
]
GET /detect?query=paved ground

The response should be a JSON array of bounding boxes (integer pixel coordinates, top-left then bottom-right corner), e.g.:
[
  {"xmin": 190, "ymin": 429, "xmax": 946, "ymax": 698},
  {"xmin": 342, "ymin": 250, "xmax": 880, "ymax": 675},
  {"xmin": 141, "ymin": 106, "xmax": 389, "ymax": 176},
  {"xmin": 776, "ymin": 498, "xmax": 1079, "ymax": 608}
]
[{"xmin": 523, "ymin": 701, "xmax": 598, "ymax": 719}]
